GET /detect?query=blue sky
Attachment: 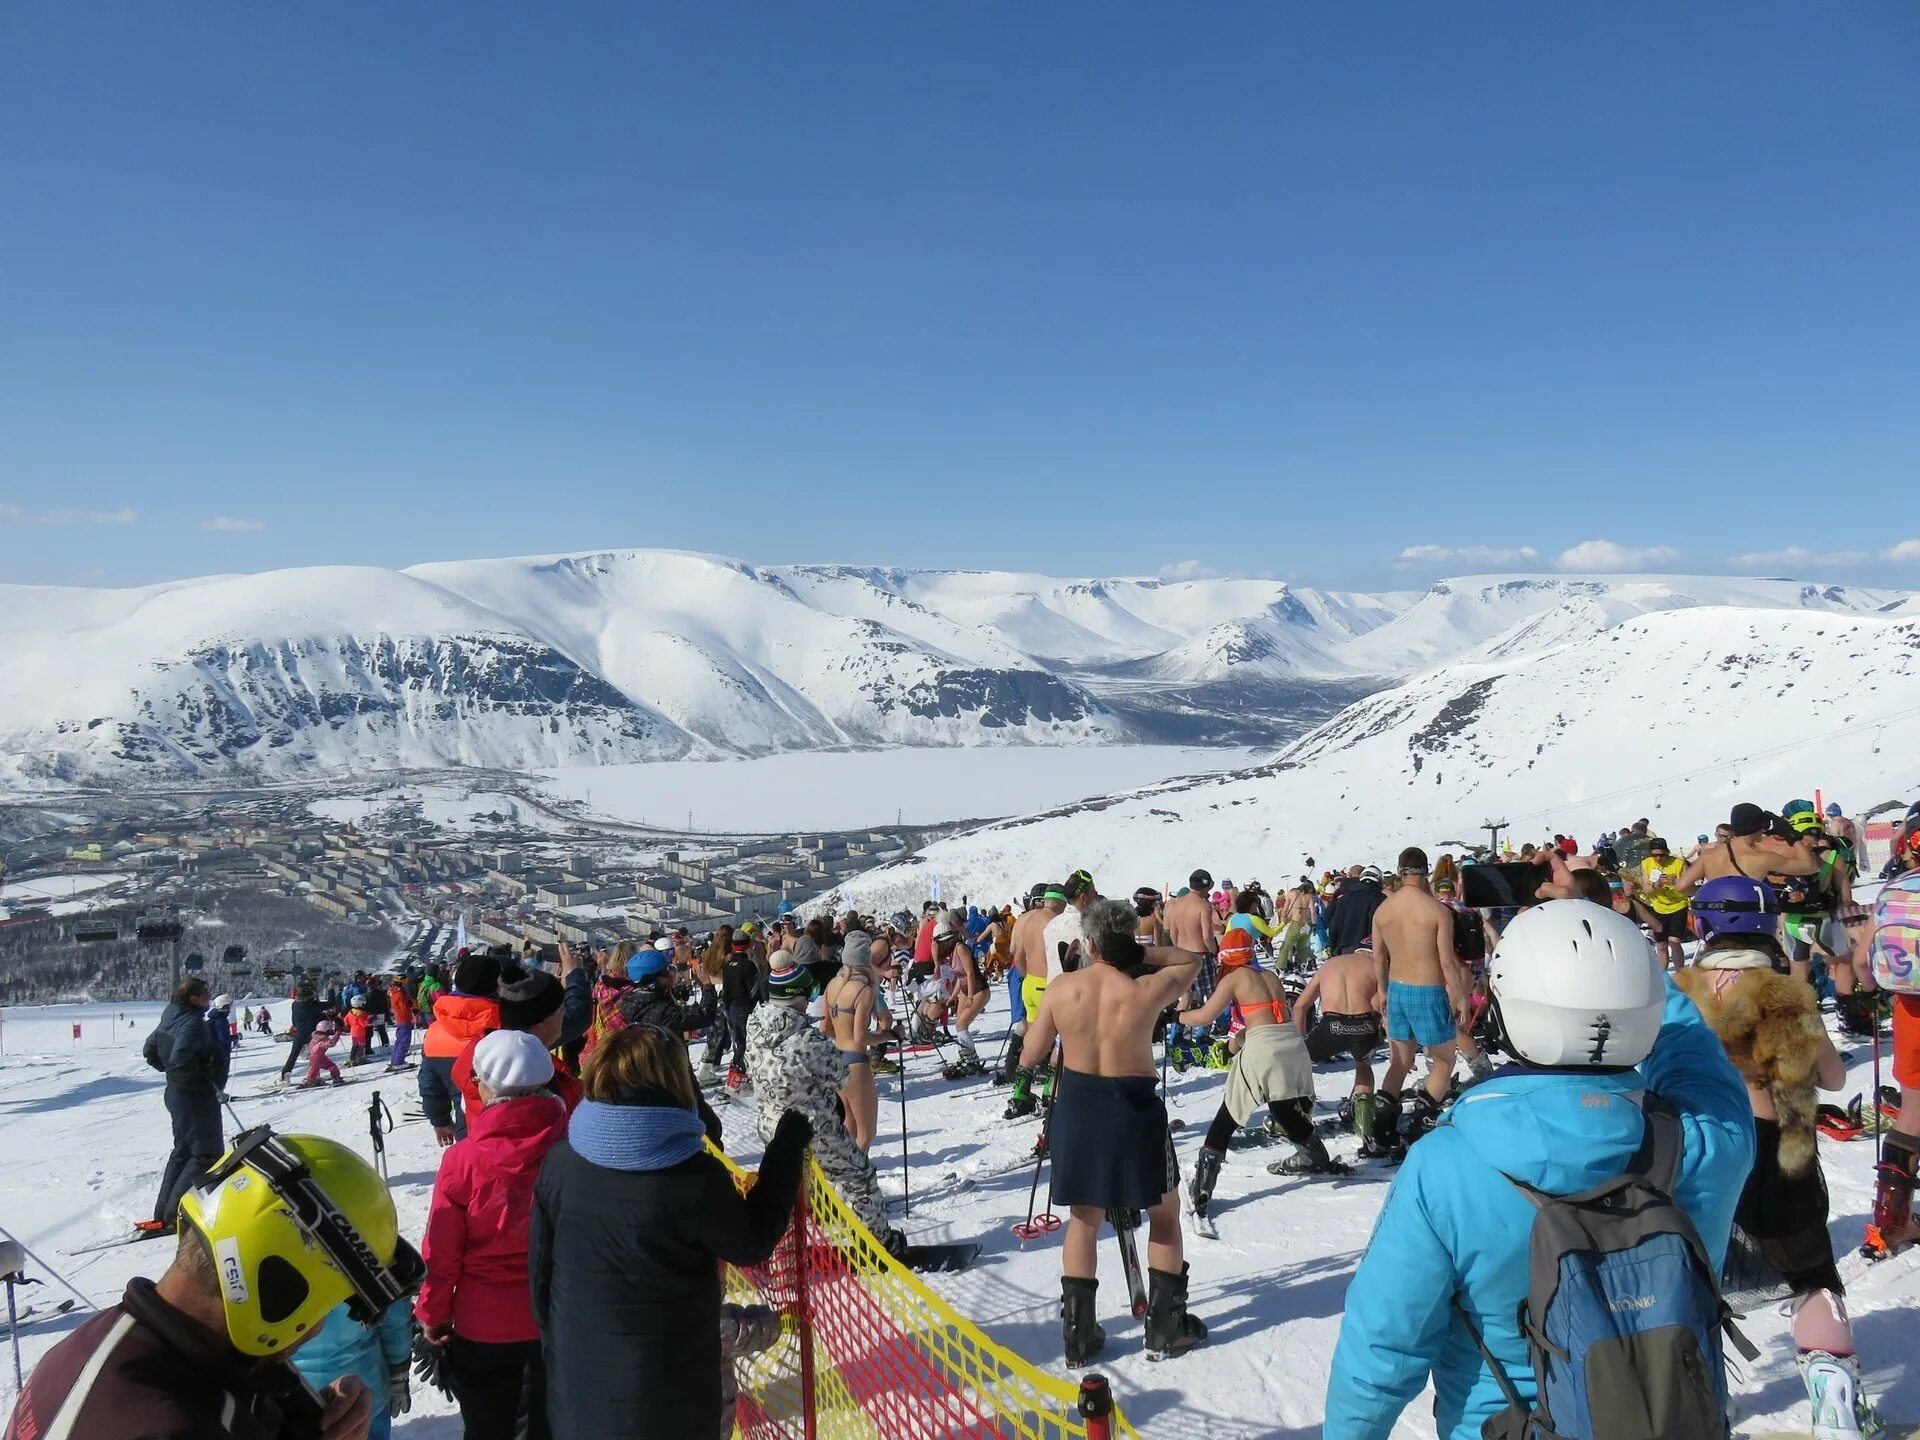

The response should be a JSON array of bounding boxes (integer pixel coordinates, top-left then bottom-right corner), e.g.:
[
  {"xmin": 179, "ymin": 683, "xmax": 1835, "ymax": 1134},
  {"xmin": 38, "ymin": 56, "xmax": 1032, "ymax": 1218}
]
[{"xmin": 3, "ymin": 3, "xmax": 1917, "ymax": 589}]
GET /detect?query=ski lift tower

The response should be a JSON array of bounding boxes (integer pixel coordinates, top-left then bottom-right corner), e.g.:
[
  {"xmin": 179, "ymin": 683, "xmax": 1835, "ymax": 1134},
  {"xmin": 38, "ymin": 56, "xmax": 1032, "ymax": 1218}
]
[{"xmin": 1481, "ymin": 818, "xmax": 1510, "ymax": 858}]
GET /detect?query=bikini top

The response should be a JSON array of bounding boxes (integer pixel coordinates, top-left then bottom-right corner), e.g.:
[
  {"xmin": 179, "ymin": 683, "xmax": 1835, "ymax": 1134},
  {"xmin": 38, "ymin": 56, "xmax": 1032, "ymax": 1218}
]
[{"xmin": 828, "ymin": 971, "xmax": 871, "ymax": 1019}]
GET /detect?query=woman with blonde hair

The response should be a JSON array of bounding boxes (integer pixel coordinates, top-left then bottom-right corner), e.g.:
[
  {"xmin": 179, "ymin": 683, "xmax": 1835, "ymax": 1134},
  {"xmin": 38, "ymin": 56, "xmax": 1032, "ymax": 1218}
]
[
  {"xmin": 531, "ymin": 1023, "xmax": 810, "ymax": 1439},
  {"xmin": 583, "ymin": 941, "xmax": 636, "ymax": 1058},
  {"xmin": 698, "ymin": 926, "xmax": 736, "ymax": 1080}
]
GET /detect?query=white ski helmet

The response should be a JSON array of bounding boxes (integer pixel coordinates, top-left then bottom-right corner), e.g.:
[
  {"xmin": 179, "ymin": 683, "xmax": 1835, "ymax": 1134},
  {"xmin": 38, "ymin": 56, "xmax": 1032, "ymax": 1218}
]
[{"xmin": 1487, "ymin": 900, "xmax": 1664, "ymax": 1069}]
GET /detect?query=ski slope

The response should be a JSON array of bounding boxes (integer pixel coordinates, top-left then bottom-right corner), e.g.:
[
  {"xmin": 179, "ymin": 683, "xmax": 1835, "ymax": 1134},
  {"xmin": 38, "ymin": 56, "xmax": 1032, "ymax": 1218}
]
[{"xmin": 1, "ymin": 994, "xmax": 1913, "ymax": 1436}]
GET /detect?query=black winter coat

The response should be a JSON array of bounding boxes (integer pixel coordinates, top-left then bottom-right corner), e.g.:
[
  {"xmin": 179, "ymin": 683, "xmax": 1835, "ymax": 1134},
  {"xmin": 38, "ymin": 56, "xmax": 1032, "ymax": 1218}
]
[
  {"xmin": 617, "ymin": 976, "xmax": 717, "ymax": 1036},
  {"xmin": 720, "ymin": 954, "xmax": 761, "ymax": 1007},
  {"xmin": 287, "ymin": 997, "xmax": 325, "ymax": 1034},
  {"xmin": 142, "ymin": 1002, "xmax": 226, "ymax": 1091},
  {"xmin": 530, "ymin": 1114, "xmax": 808, "ymax": 1440},
  {"xmin": 1328, "ymin": 880, "xmax": 1386, "ymax": 957}
]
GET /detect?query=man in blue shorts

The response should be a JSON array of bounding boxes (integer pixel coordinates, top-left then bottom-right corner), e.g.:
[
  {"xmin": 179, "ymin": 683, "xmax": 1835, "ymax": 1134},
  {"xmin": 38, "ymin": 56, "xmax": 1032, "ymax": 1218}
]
[{"xmin": 1369, "ymin": 846, "xmax": 1471, "ymax": 1152}]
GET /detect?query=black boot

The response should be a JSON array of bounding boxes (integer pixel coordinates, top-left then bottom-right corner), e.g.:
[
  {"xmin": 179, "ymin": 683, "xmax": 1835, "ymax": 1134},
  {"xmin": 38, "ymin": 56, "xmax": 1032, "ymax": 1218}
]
[
  {"xmin": 1407, "ymin": 1090, "xmax": 1445, "ymax": 1144},
  {"xmin": 1836, "ymin": 991, "xmax": 1879, "ymax": 1039},
  {"xmin": 1189, "ymin": 1146, "xmax": 1224, "ymax": 1217},
  {"xmin": 1269, "ymin": 1136, "xmax": 1347, "ymax": 1177},
  {"xmin": 993, "ymin": 1040, "xmax": 1022, "ymax": 1086},
  {"xmin": 1363, "ymin": 1090, "xmax": 1403, "ymax": 1157},
  {"xmin": 1144, "ymin": 1265, "xmax": 1206, "ymax": 1360},
  {"xmin": 1061, "ymin": 1276, "xmax": 1105, "ymax": 1367}
]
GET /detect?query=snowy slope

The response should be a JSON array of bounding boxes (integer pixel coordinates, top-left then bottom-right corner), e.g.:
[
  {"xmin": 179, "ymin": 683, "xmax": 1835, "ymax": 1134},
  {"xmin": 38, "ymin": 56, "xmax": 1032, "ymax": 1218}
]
[
  {"xmin": 2, "ymin": 554, "xmax": 1911, "ymax": 785},
  {"xmin": 3, "ymin": 997, "xmax": 1914, "ymax": 1437},
  {"xmin": 829, "ymin": 606, "xmax": 1920, "ymax": 912}
]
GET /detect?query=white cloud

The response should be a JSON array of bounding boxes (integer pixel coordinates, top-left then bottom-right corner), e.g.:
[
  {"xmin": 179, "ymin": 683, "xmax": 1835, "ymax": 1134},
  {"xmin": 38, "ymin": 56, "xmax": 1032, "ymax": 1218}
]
[
  {"xmin": 1394, "ymin": 544, "xmax": 1540, "ymax": 569},
  {"xmin": 1885, "ymin": 539, "xmax": 1920, "ymax": 563},
  {"xmin": 1156, "ymin": 560, "xmax": 1223, "ymax": 582},
  {"xmin": 1556, "ymin": 539, "xmax": 1680, "ymax": 572},
  {"xmin": 202, "ymin": 515, "xmax": 268, "ymax": 533},
  {"xmin": 1, "ymin": 503, "xmax": 137, "ymax": 526},
  {"xmin": 1729, "ymin": 545, "xmax": 1872, "ymax": 570}
]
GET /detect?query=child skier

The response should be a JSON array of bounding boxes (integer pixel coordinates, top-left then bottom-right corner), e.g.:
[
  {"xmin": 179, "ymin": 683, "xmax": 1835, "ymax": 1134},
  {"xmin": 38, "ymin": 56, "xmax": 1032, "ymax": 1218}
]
[{"xmin": 303, "ymin": 1013, "xmax": 345, "ymax": 1088}]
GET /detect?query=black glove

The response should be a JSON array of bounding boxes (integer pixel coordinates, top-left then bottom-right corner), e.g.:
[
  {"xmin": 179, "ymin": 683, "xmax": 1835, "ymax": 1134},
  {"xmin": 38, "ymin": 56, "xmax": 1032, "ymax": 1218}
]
[
  {"xmin": 388, "ymin": 1363, "xmax": 411, "ymax": 1416},
  {"xmin": 771, "ymin": 1108, "xmax": 814, "ymax": 1152},
  {"xmin": 410, "ymin": 1330, "xmax": 453, "ymax": 1398}
]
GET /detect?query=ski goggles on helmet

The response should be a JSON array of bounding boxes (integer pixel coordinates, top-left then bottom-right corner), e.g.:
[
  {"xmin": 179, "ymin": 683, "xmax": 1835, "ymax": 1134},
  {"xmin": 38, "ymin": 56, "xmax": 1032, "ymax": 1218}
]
[
  {"xmin": 1063, "ymin": 869, "xmax": 1095, "ymax": 901},
  {"xmin": 186, "ymin": 1127, "xmax": 421, "ymax": 1354}
]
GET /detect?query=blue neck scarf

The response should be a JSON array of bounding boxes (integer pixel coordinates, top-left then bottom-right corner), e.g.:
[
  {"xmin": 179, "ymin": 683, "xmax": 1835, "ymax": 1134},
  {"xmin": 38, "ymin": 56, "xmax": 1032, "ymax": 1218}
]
[{"xmin": 567, "ymin": 1099, "xmax": 707, "ymax": 1172}]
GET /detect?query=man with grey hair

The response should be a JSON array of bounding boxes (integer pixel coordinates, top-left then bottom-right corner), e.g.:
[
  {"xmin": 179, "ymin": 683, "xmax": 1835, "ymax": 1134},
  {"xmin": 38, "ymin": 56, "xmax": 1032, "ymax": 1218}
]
[{"xmin": 1020, "ymin": 897, "xmax": 1207, "ymax": 1365}]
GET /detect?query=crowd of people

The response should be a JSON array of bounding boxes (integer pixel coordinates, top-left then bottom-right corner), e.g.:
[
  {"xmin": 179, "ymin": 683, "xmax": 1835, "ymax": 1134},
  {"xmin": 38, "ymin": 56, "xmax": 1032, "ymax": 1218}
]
[{"xmin": 9, "ymin": 793, "xmax": 1918, "ymax": 1440}]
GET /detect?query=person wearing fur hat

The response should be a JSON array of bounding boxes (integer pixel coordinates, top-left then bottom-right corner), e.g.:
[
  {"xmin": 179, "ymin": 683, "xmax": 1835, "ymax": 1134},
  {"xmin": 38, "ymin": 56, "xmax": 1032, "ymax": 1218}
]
[
  {"xmin": 421, "ymin": 952, "xmax": 503, "ymax": 1146},
  {"xmin": 1677, "ymin": 876, "xmax": 1881, "ymax": 1437},
  {"xmin": 745, "ymin": 956, "xmax": 906, "ymax": 1253},
  {"xmin": 419, "ymin": 1030, "xmax": 568, "ymax": 1440}
]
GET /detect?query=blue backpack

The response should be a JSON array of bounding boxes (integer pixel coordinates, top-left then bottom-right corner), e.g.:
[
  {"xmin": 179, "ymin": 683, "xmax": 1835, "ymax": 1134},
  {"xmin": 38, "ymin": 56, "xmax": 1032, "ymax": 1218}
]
[{"xmin": 1459, "ymin": 1094, "xmax": 1754, "ymax": 1440}]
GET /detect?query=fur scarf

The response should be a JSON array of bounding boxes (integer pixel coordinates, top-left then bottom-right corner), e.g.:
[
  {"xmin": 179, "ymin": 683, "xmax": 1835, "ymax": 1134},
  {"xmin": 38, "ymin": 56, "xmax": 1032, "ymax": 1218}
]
[{"xmin": 1673, "ymin": 956, "xmax": 1823, "ymax": 1177}]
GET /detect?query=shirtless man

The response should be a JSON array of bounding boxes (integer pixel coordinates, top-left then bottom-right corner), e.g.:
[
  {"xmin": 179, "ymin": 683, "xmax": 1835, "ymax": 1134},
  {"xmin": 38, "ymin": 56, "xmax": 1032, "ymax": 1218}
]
[
  {"xmin": 1296, "ymin": 947, "xmax": 1385, "ymax": 1148},
  {"xmin": 822, "ymin": 931, "xmax": 882, "ymax": 1149},
  {"xmin": 1679, "ymin": 802, "xmax": 1821, "ymax": 892},
  {"xmin": 1370, "ymin": 846, "xmax": 1471, "ymax": 1151},
  {"xmin": 1002, "ymin": 885, "xmax": 1065, "ymax": 1111},
  {"xmin": 1020, "ymin": 898, "xmax": 1206, "ymax": 1365},
  {"xmin": 1276, "ymin": 882, "xmax": 1317, "ymax": 971},
  {"xmin": 1164, "ymin": 869, "xmax": 1222, "ymax": 1066}
]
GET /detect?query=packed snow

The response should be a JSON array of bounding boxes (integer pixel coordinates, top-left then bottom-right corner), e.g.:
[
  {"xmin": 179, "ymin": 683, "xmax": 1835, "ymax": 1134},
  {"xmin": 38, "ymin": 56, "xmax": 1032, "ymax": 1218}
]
[{"xmin": 0, "ymin": 993, "xmax": 1913, "ymax": 1435}]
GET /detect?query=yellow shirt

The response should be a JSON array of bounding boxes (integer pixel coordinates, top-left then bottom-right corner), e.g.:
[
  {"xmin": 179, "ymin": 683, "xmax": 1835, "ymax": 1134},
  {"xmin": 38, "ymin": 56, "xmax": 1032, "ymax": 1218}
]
[{"xmin": 1640, "ymin": 857, "xmax": 1688, "ymax": 915}]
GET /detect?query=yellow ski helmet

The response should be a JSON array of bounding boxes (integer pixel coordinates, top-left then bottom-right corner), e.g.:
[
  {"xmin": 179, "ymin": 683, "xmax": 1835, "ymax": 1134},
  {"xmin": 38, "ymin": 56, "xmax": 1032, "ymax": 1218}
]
[{"xmin": 179, "ymin": 1127, "xmax": 421, "ymax": 1357}]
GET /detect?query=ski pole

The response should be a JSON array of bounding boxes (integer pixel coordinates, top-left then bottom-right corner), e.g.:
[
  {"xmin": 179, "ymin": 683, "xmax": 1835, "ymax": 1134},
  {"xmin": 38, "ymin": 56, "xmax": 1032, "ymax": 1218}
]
[
  {"xmin": 898, "ymin": 1028, "xmax": 910, "ymax": 1218},
  {"xmin": 6, "ymin": 1274, "xmax": 20, "ymax": 1391},
  {"xmin": 369, "ymin": 1092, "xmax": 393, "ymax": 1183}
]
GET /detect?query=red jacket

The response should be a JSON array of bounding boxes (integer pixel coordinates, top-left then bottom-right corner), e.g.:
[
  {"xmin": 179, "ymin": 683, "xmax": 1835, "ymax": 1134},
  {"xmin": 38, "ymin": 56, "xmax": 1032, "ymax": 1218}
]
[
  {"xmin": 454, "ymin": 1035, "xmax": 583, "ymax": 1118},
  {"xmin": 389, "ymin": 981, "xmax": 416, "ymax": 1026},
  {"xmin": 344, "ymin": 1009, "xmax": 371, "ymax": 1044},
  {"xmin": 415, "ymin": 1093, "xmax": 569, "ymax": 1343}
]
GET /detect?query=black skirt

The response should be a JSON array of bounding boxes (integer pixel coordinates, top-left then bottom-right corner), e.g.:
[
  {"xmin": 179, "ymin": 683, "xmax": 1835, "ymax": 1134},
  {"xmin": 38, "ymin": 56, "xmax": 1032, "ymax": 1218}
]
[
  {"xmin": 1048, "ymin": 1068, "xmax": 1178, "ymax": 1211},
  {"xmin": 1733, "ymin": 1118, "xmax": 1841, "ymax": 1295}
]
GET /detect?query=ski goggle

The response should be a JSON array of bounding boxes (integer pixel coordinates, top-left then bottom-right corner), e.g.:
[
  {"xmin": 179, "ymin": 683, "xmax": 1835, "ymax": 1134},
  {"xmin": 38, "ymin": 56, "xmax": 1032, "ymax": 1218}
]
[
  {"xmin": 1690, "ymin": 895, "xmax": 1779, "ymax": 917},
  {"xmin": 203, "ymin": 1128, "xmax": 422, "ymax": 1325}
]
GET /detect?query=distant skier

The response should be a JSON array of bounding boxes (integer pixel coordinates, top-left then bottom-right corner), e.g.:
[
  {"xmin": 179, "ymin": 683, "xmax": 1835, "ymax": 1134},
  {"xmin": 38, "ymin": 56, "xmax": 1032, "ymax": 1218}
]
[{"xmin": 140, "ymin": 978, "xmax": 229, "ymax": 1231}]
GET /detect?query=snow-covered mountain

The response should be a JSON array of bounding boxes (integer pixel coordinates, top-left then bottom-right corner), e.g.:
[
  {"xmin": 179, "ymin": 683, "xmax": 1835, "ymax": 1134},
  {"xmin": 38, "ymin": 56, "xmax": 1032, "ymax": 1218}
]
[
  {"xmin": 827, "ymin": 604, "xmax": 1920, "ymax": 913},
  {"xmin": 0, "ymin": 551, "xmax": 1911, "ymax": 785}
]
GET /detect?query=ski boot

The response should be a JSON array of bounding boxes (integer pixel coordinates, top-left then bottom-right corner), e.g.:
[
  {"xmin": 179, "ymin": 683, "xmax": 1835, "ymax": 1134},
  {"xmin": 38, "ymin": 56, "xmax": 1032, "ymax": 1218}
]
[
  {"xmin": 1205, "ymin": 1039, "xmax": 1232, "ymax": 1071},
  {"xmin": 1189, "ymin": 1146, "xmax": 1224, "ymax": 1218},
  {"xmin": 1405, "ymin": 1090, "xmax": 1445, "ymax": 1144},
  {"xmin": 1350, "ymin": 1090, "xmax": 1378, "ymax": 1146},
  {"xmin": 1061, "ymin": 1277, "xmax": 1106, "ymax": 1368},
  {"xmin": 1800, "ymin": 1351, "xmax": 1884, "ymax": 1440},
  {"xmin": 941, "ymin": 1050, "xmax": 986, "ymax": 1081},
  {"xmin": 1361, "ymin": 1091, "xmax": 1403, "ymax": 1160},
  {"xmin": 1835, "ymin": 991, "xmax": 1881, "ymax": 1040},
  {"xmin": 1464, "ymin": 1050, "xmax": 1494, "ymax": 1085},
  {"xmin": 1003, "ymin": 1071, "xmax": 1038, "ymax": 1120},
  {"xmin": 726, "ymin": 1067, "xmax": 748, "ymax": 1094},
  {"xmin": 1143, "ymin": 1264, "xmax": 1207, "ymax": 1361},
  {"xmin": 696, "ymin": 1062, "xmax": 721, "ymax": 1089},
  {"xmin": 1168, "ymin": 1035, "xmax": 1193, "ymax": 1074},
  {"xmin": 870, "ymin": 1054, "xmax": 902, "ymax": 1076},
  {"xmin": 1865, "ymin": 1131, "xmax": 1918, "ymax": 1258},
  {"xmin": 1267, "ymin": 1136, "xmax": 1348, "ymax": 1178},
  {"xmin": 992, "ymin": 1041, "xmax": 1021, "ymax": 1086}
]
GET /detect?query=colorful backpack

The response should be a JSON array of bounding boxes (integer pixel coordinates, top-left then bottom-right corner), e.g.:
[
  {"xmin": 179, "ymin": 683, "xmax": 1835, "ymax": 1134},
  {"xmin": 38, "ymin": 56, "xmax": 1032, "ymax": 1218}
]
[{"xmin": 1869, "ymin": 870, "xmax": 1920, "ymax": 994}]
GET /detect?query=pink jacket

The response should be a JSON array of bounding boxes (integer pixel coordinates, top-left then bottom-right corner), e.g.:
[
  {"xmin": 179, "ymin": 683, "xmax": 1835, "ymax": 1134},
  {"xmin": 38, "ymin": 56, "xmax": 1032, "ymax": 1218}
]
[{"xmin": 416, "ymin": 1093, "xmax": 569, "ymax": 1343}]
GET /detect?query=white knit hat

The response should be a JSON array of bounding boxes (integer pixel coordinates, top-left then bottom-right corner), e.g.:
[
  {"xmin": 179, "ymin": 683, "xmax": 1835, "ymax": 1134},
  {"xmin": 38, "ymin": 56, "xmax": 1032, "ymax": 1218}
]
[{"xmin": 472, "ymin": 1029, "xmax": 555, "ymax": 1096}]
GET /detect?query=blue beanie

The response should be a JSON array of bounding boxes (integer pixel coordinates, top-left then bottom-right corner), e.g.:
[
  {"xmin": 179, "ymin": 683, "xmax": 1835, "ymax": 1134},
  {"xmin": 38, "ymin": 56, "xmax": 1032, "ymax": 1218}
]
[{"xmin": 630, "ymin": 948, "xmax": 670, "ymax": 980}]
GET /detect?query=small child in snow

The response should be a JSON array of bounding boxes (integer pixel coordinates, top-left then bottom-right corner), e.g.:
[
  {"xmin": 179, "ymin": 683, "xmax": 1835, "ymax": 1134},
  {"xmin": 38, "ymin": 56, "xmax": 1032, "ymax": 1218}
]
[
  {"xmin": 304, "ymin": 1014, "xmax": 344, "ymax": 1088},
  {"xmin": 345, "ymin": 996, "xmax": 373, "ymax": 1067},
  {"xmin": 290, "ymin": 1298, "xmax": 414, "ymax": 1440}
]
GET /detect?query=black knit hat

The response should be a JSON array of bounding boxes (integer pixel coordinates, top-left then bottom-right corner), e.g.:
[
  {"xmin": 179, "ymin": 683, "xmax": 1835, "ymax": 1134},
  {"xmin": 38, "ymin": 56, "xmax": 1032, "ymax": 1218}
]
[
  {"xmin": 498, "ymin": 970, "xmax": 563, "ymax": 1030},
  {"xmin": 453, "ymin": 952, "xmax": 502, "ymax": 997}
]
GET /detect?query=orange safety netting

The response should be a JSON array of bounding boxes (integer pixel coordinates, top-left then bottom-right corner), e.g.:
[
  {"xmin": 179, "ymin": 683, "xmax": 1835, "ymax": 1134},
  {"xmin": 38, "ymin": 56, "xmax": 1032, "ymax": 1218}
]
[{"xmin": 716, "ymin": 1148, "xmax": 1139, "ymax": 1440}]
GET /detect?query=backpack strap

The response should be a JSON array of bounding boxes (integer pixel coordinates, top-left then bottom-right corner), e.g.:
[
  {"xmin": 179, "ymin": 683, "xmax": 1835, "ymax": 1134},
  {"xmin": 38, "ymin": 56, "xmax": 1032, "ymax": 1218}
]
[{"xmin": 1624, "ymin": 1092, "xmax": 1682, "ymax": 1195}]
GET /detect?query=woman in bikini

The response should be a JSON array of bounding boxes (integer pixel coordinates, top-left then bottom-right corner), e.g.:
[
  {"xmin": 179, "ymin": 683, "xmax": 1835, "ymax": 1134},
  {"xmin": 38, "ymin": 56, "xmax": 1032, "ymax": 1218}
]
[{"xmin": 822, "ymin": 930, "xmax": 882, "ymax": 1150}]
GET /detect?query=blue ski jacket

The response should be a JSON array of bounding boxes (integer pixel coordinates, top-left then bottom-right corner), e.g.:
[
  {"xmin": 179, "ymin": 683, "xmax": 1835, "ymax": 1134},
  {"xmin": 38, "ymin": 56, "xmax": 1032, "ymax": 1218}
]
[
  {"xmin": 1324, "ymin": 980, "xmax": 1754, "ymax": 1440},
  {"xmin": 290, "ymin": 1299, "xmax": 412, "ymax": 1420}
]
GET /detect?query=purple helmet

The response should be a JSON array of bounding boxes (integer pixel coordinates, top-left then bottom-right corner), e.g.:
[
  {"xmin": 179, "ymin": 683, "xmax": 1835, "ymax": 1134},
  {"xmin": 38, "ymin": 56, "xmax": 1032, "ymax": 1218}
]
[{"xmin": 1690, "ymin": 875, "xmax": 1780, "ymax": 940}]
